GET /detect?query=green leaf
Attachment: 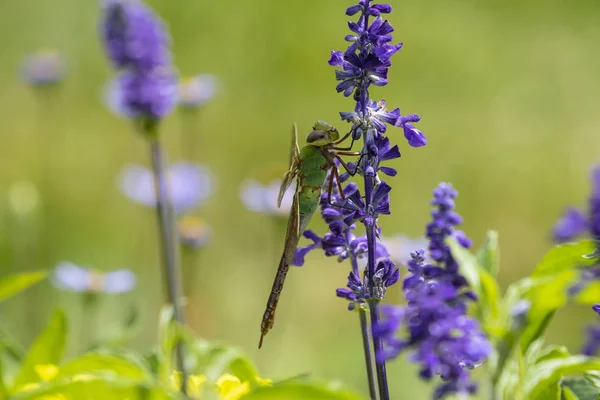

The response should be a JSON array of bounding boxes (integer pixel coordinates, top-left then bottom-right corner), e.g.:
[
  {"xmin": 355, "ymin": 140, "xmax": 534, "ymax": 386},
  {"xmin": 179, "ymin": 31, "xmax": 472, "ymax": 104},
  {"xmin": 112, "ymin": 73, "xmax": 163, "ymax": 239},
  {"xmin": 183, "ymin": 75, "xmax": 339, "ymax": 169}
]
[
  {"xmin": 520, "ymin": 271, "xmax": 576, "ymax": 353},
  {"xmin": 0, "ymin": 272, "xmax": 46, "ymax": 303},
  {"xmin": 447, "ymin": 239, "xmax": 480, "ymax": 293},
  {"xmin": 189, "ymin": 339, "xmax": 259, "ymax": 383},
  {"xmin": 57, "ymin": 350, "xmax": 152, "ymax": 382},
  {"xmin": 575, "ymin": 282, "xmax": 600, "ymax": 306},
  {"xmin": 526, "ymin": 356, "xmax": 600, "ymax": 399},
  {"xmin": 562, "ymin": 386, "xmax": 580, "ymax": 400},
  {"xmin": 535, "ymin": 345, "xmax": 570, "ymax": 364},
  {"xmin": 240, "ymin": 381, "xmax": 364, "ymax": 400},
  {"xmin": 11, "ymin": 309, "xmax": 67, "ymax": 391},
  {"xmin": 562, "ymin": 377, "xmax": 600, "ymax": 400},
  {"xmin": 532, "ymin": 241, "xmax": 596, "ymax": 277},
  {"xmin": 448, "ymin": 237, "xmax": 502, "ymax": 335},
  {"xmin": 12, "ymin": 377, "xmax": 183, "ymax": 400},
  {"xmin": 157, "ymin": 306, "xmax": 176, "ymax": 385},
  {"xmin": 476, "ymin": 230, "xmax": 500, "ymax": 276}
]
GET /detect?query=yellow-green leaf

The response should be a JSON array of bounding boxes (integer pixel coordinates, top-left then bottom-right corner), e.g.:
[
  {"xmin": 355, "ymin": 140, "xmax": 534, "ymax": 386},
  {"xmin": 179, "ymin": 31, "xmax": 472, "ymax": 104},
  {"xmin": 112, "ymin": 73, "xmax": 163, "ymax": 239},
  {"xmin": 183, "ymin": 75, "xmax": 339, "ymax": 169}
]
[
  {"xmin": 57, "ymin": 351, "xmax": 152, "ymax": 382},
  {"xmin": 532, "ymin": 241, "xmax": 595, "ymax": 277},
  {"xmin": 11, "ymin": 309, "xmax": 67, "ymax": 391},
  {"xmin": 0, "ymin": 272, "xmax": 46, "ymax": 304},
  {"xmin": 240, "ymin": 382, "xmax": 364, "ymax": 400}
]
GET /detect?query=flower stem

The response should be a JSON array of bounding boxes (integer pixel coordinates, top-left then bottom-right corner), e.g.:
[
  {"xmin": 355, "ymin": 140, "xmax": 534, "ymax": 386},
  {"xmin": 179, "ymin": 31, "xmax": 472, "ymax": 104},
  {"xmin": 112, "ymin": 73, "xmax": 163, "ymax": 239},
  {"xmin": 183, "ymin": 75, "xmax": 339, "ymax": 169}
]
[
  {"xmin": 148, "ymin": 136, "xmax": 188, "ymax": 395},
  {"xmin": 363, "ymin": 162, "xmax": 390, "ymax": 400},
  {"xmin": 349, "ymin": 243, "xmax": 378, "ymax": 400}
]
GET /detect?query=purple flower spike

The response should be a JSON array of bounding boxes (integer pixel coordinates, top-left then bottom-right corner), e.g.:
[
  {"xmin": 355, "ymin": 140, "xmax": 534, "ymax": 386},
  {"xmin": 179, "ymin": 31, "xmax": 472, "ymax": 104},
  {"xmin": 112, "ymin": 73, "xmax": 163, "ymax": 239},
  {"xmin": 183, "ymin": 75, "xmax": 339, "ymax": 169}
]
[
  {"xmin": 593, "ymin": 304, "xmax": 600, "ymax": 316},
  {"xmin": 101, "ymin": 0, "xmax": 171, "ymax": 72},
  {"xmin": 101, "ymin": 0, "xmax": 176, "ymax": 124},
  {"xmin": 373, "ymin": 183, "xmax": 491, "ymax": 399}
]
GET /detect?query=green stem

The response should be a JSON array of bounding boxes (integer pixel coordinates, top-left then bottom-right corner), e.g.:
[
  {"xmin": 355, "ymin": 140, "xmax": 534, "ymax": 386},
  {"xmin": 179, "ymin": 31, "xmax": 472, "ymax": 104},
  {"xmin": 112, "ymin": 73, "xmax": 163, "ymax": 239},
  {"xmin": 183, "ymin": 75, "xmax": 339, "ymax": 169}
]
[
  {"xmin": 148, "ymin": 136, "xmax": 188, "ymax": 395},
  {"xmin": 348, "ymin": 234, "xmax": 378, "ymax": 400}
]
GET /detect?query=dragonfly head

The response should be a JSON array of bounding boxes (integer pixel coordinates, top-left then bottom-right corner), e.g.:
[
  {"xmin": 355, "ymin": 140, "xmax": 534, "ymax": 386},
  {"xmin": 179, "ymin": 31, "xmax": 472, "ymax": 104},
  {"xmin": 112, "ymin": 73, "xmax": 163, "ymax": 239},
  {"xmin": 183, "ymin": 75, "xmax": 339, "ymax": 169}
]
[{"xmin": 306, "ymin": 121, "xmax": 339, "ymax": 146}]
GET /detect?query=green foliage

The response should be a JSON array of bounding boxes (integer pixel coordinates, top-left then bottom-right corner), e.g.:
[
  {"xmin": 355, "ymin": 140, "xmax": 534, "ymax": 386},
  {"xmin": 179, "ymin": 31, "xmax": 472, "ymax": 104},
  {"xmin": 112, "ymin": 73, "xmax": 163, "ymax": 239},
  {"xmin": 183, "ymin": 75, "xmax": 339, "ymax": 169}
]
[
  {"xmin": 11, "ymin": 309, "xmax": 67, "ymax": 391},
  {"xmin": 476, "ymin": 230, "xmax": 500, "ymax": 276},
  {"xmin": 0, "ymin": 272, "xmax": 46, "ymax": 304},
  {"xmin": 239, "ymin": 382, "xmax": 364, "ymax": 400},
  {"xmin": 561, "ymin": 376, "xmax": 600, "ymax": 400},
  {"xmin": 0, "ymin": 303, "xmax": 364, "ymax": 400},
  {"xmin": 450, "ymin": 236, "xmax": 600, "ymax": 400}
]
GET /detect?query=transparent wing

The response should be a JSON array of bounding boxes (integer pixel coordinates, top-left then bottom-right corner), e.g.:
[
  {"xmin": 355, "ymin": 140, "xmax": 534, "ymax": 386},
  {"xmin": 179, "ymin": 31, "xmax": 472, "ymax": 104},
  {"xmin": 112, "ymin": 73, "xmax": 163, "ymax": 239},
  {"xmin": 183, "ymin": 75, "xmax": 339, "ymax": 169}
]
[{"xmin": 277, "ymin": 124, "xmax": 300, "ymax": 208}]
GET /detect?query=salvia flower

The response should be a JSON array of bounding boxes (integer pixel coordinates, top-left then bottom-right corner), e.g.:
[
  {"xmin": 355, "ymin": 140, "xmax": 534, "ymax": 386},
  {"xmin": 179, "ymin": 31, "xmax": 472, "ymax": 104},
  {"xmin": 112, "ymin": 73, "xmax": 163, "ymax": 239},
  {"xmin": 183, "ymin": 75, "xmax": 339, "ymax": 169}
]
[
  {"xmin": 582, "ymin": 322, "xmax": 600, "ymax": 356},
  {"xmin": 52, "ymin": 261, "xmax": 136, "ymax": 294},
  {"xmin": 376, "ymin": 183, "xmax": 491, "ymax": 399},
  {"xmin": 582, "ymin": 306, "xmax": 600, "ymax": 356},
  {"xmin": 100, "ymin": 0, "xmax": 176, "ymax": 123},
  {"xmin": 552, "ymin": 165, "xmax": 600, "ymax": 298},
  {"xmin": 553, "ymin": 165, "xmax": 600, "ymax": 243},
  {"xmin": 178, "ymin": 74, "xmax": 218, "ymax": 109},
  {"xmin": 21, "ymin": 50, "xmax": 66, "ymax": 87},
  {"xmin": 294, "ymin": 184, "xmax": 389, "ymax": 268},
  {"xmin": 119, "ymin": 162, "xmax": 213, "ymax": 213}
]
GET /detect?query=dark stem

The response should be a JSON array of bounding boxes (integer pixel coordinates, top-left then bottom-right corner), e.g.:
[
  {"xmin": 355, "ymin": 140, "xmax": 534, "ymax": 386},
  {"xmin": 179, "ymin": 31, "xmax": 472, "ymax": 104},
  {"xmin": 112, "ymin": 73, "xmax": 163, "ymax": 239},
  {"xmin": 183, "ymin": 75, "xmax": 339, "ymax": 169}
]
[
  {"xmin": 148, "ymin": 136, "xmax": 188, "ymax": 395},
  {"xmin": 363, "ymin": 176, "xmax": 390, "ymax": 399},
  {"xmin": 348, "ymin": 241, "xmax": 378, "ymax": 400}
]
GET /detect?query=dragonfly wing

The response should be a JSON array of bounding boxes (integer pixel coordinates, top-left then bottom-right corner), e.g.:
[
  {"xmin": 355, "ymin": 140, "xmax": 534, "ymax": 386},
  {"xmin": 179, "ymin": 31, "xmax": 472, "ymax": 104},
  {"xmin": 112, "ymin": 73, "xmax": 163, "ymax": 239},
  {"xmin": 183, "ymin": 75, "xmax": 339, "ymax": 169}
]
[
  {"xmin": 277, "ymin": 124, "xmax": 301, "ymax": 208},
  {"xmin": 277, "ymin": 170, "xmax": 297, "ymax": 208},
  {"xmin": 290, "ymin": 123, "xmax": 299, "ymax": 166}
]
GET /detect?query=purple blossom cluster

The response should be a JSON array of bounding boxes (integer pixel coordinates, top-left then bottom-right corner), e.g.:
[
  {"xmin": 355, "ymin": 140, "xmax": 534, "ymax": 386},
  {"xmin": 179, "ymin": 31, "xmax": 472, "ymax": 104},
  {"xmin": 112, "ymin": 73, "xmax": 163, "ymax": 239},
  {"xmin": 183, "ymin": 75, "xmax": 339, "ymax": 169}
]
[
  {"xmin": 101, "ymin": 0, "xmax": 176, "ymax": 122},
  {"xmin": 375, "ymin": 183, "xmax": 491, "ymax": 399},
  {"xmin": 552, "ymin": 165, "xmax": 600, "ymax": 356},
  {"xmin": 315, "ymin": 1, "xmax": 430, "ymax": 397},
  {"xmin": 553, "ymin": 165, "xmax": 600, "ymax": 243}
]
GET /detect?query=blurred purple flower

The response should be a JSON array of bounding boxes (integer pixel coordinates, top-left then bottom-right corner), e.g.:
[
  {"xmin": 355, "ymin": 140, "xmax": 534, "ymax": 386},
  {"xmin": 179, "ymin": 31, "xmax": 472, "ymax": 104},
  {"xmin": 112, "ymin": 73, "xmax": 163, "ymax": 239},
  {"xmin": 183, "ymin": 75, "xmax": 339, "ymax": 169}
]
[
  {"xmin": 239, "ymin": 179, "xmax": 294, "ymax": 217},
  {"xmin": 582, "ymin": 323, "xmax": 600, "ymax": 356},
  {"xmin": 101, "ymin": 0, "xmax": 171, "ymax": 72},
  {"xmin": 119, "ymin": 162, "xmax": 213, "ymax": 213},
  {"xmin": 107, "ymin": 67, "xmax": 177, "ymax": 119},
  {"xmin": 177, "ymin": 74, "xmax": 218, "ymax": 109},
  {"xmin": 100, "ymin": 0, "xmax": 176, "ymax": 122},
  {"xmin": 21, "ymin": 50, "xmax": 66, "ymax": 87},
  {"xmin": 52, "ymin": 261, "xmax": 136, "ymax": 294},
  {"xmin": 553, "ymin": 207, "xmax": 587, "ymax": 243}
]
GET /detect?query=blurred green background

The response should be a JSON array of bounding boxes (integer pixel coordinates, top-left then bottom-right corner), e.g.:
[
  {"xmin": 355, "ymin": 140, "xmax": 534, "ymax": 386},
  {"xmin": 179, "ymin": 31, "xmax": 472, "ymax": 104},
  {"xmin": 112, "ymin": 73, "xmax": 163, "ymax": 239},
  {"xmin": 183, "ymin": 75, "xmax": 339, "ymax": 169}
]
[{"xmin": 1, "ymin": 0, "xmax": 600, "ymax": 398}]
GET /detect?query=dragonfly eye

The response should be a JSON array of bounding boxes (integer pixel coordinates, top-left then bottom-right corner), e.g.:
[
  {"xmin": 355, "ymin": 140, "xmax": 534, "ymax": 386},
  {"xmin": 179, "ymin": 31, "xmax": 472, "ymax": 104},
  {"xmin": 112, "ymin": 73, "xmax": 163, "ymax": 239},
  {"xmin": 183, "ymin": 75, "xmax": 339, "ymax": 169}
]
[{"xmin": 306, "ymin": 130, "xmax": 329, "ymax": 144}]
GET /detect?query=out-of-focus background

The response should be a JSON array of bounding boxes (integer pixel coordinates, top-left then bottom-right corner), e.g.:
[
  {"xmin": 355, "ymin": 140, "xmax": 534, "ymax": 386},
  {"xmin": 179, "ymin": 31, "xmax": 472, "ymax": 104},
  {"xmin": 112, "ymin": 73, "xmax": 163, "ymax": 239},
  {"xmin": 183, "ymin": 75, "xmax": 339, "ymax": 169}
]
[{"xmin": 1, "ymin": 0, "xmax": 600, "ymax": 398}]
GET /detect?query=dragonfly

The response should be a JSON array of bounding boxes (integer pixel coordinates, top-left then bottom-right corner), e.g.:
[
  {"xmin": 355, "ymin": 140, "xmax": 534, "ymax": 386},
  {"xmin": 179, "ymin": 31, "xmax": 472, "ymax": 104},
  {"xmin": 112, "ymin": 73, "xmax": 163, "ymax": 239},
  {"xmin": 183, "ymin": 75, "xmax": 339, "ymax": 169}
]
[{"xmin": 258, "ymin": 121, "xmax": 359, "ymax": 348}]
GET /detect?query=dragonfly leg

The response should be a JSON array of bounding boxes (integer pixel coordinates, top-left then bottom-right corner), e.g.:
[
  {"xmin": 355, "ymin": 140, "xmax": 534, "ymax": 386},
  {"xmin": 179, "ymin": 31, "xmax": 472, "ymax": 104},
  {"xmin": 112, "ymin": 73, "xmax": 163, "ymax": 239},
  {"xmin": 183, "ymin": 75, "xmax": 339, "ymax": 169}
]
[
  {"xmin": 326, "ymin": 164, "xmax": 336, "ymax": 205},
  {"xmin": 333, "ymin": 166, "xmax": 345, "ymax": 199},
  {"xmin": 335, "ymin": 154, "xmax": 364, "ymax": 177}
]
